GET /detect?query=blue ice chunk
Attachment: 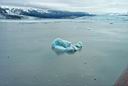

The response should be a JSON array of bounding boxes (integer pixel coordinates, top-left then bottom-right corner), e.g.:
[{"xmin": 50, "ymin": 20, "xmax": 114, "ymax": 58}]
[{"xmin": 51, "ymin": 38, "xmax": 83, "ymax": 54}]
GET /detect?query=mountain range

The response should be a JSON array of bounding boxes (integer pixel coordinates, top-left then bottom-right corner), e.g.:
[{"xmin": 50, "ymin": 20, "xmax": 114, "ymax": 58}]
[{"xmin": 0, "ymin": 6, "xmax": 95, "ymax": 19}]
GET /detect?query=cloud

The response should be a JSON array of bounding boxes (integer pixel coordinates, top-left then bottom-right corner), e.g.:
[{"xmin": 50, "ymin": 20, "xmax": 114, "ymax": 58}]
[
  {"xmin": 28, "ymin": 2, "xmax": 70, "ymax": 8},
  {"xmin": 0, "ymin": 0, "xmax": 128, "ymax": 13}
]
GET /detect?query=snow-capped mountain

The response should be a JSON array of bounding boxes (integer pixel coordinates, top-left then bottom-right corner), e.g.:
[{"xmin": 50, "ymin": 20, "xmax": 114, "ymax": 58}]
[{"xmin": 0, "ymin": 6, "xmax": 95, "ymax": 19}]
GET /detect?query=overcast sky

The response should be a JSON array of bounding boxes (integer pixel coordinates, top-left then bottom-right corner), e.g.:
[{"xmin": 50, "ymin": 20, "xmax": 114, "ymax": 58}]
[{"xmin": 0, "ymin": 0, "xmax": 128, "ymax": 13}]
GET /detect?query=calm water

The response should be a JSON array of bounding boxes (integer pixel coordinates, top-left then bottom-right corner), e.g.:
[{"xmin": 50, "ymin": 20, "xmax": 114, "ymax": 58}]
[{"xmin": 0, "ymin": 18, "xmax": 128, "ymax": 86}]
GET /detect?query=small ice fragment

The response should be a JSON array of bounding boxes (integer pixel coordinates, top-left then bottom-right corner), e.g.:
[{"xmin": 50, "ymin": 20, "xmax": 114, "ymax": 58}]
[{"xmin": 51, "ymin": 38, "xmax": 83, "ymax": 54}]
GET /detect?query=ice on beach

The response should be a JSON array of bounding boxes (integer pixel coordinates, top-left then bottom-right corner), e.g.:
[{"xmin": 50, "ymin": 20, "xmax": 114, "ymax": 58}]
[{"xmin": 51, "ymin": 38, "xmax": 83, "ymax": 54}]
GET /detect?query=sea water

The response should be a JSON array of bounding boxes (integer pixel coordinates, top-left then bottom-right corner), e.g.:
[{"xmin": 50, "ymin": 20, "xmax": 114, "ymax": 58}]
[{"xmin": 0, "ymin": 16, "xmax": 128, "ymax": 86}]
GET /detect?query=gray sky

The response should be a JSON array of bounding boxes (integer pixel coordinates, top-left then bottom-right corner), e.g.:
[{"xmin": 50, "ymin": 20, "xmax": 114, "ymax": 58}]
[{"xmin": 0, "ymin": 0, "xmax": 128, "ymax": 13}]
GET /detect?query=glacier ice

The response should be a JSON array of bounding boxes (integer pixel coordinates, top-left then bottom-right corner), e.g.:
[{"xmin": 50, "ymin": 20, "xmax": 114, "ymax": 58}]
[{"xmin": 51, "ymin": 38, "xmax": 82, "ymax": 54}]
